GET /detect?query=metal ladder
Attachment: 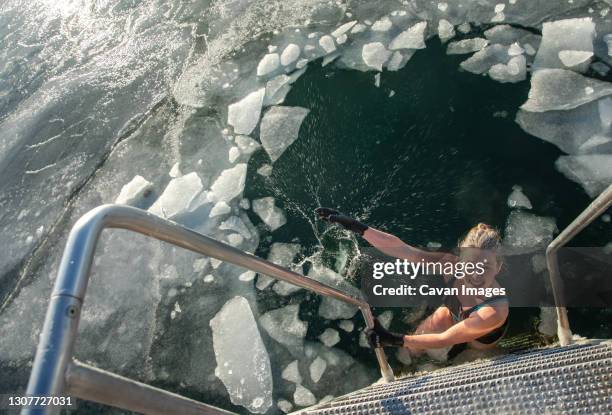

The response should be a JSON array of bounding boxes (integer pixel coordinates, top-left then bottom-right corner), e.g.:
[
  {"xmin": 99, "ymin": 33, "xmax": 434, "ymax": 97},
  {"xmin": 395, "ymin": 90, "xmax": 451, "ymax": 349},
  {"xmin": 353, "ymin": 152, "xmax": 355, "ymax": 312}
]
[
  {"xmin": 23, "ymin": 184, "xmax": 612, "ymax": 414},
  {"xmin": 22, "ymin": 204, "xmax": 394, "ymax": 415}
]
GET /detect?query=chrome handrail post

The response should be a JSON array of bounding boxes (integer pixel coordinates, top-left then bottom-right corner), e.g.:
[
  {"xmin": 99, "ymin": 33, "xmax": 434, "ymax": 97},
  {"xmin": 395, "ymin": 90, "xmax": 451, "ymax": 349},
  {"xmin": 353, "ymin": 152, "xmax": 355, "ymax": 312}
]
[
  {"xmin": 360, "ymin": 306, "xmax": 395, "ymax": 383},
  {"xmin": 545, "ymin": 184, "xmax": 612, "ymax": 346}
]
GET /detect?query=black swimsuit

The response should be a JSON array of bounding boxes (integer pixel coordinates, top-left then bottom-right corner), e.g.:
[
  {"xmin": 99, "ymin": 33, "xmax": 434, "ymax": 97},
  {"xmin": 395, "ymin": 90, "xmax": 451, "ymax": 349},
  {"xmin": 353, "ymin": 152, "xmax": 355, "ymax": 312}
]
[{"xmin": 443, "ymin": 280, "xmax": 509, "ymax": 344}]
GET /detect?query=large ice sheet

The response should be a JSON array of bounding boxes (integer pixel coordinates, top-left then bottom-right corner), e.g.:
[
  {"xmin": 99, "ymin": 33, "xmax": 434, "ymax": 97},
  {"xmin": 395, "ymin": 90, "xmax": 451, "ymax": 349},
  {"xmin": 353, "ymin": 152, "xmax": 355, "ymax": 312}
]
[
  {"xmin": 556, "ymin": 155, "xmax": 612, "ymax": 197},
  {"xmin": 259, "ymin": 304, "xmax": 308, "ymax": 351},
  {"xmin": 521, "ymin": 69, "xmax": 612, "ymax": 113},
  {"xmin": 533, "ymin": 18, "xmax": 595, "ymax": 73},
  {"xmin": 210, "ymin": 296, "xmax": 273, "ymax": 413},
  {"xmin": 260, "ymin": 106, "xmax": 310, "ymax": 162},
  {"xmin": 228, "ymin": 88, "xmax": 266, "ymax": 135}
]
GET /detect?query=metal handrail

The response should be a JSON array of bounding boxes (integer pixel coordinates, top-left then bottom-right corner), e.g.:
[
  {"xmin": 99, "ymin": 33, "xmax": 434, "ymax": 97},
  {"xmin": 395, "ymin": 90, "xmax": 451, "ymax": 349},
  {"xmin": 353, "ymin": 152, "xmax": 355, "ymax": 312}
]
[
  {"xmin": 546, "ymin": 184, "xmax": 612, "ymax": 346},
  {"xmin": 23, "ymin": 204, "xmax": 394, "ymax": 415}
]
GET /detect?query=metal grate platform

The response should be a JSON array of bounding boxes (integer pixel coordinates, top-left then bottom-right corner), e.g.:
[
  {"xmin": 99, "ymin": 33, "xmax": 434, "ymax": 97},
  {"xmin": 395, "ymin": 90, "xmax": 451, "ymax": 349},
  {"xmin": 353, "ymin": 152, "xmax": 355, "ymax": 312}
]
[{"xmin": 296, "ymin": 341, "xmax": 612, "ymax": 415}]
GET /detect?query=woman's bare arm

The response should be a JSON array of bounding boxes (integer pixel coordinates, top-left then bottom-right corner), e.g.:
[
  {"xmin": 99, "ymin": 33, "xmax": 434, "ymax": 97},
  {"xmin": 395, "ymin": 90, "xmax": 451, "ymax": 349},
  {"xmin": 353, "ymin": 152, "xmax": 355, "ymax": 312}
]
[
  {"xmin": 363, "ymin": 227, "xmax": 457, "ymax": 264},
  {"xmin": 401, "ymin": 305, "xmax": 508, "ymax": 350}
]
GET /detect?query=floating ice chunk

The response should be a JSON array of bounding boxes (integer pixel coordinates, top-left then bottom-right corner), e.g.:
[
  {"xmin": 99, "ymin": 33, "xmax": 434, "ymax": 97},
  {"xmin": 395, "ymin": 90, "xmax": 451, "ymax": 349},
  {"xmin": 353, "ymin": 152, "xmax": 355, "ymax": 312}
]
[
  {"xmin": 210, "ymin": 201, "xmax": 231, "ymax": 218},
  {"xmin": 257, "ymin": 53, "xmax": 280, "ymax": 76},
  {"xmin": 228, "ymin": 146, "xmax": 240, "ymax": 163},
  {"xmin": 239, "ymin": 198, "xmax": 250, "ymax": 209},
  {"xmin": 268, "ymin": 242, "xmax": 300, "ymax": 267},
  {"xmin": 281, "ymin": 44, "xmax": 301, "ymax": 66},
  {"xmin": 438, "ymin": 19, "xmax": 455, "ymax": 42},
  {"xmin": 148, "ymin": 172, "xmax": 203, "ymax": 219},
  {"xmin": 336, "ymin": 34, "xmax": 348, "ymax": 45},
  {"xmin": 193, "ymin": 258, "xmax": 210, "ymax": 273},
  {"xmin": 209, "ymin": 164, "xmax": 247, "ymax": 203},
  {"xmin": 508, "ymin": 43, "xmax": 524, "ymax": 56},
  {"xmin": 264, "ymin": 75, "xmax": 292, "ymax": 106},
  {"xmin": 294, "ymin": 385, "xmax": 316, "ymax": 407},
  {"xmin": 203, "ymin": 274, "xmax": 215, "ymax": 283},
  {"xmin": 282, "ymin": 360, "xmax": 303, "ymax": 383},
  {"xmin": 556, "ymin": 155, "xmax": 612, "ymax": 197},
  {"xmin": 278, "ymin": 400, "xmax": 293, "ymax": 413},
  {"xmin": 377, "ymin": 311, "xmax": 394, "ymax": 329},
  {"xmin": 252, "ymin": 197, "xmax": 287, "ymax": 231},
  {"xmin": 489, "ymin": 55, "xmax": 526, "ymax": 83},
  {"xmin": 495, "ymin": 3, "xmax": 505, "ymax": 13},
  {"xmin": 389, "ymin": 22, "xmax": 427, "ymax": 50},
  {"xmin": 362, "ymin": 42, "xmax": 391, "ymax": 71},
  {"xmin": 260, "ymin": 106, "xmax": 310, "ymax": 162},
  {"xmin": 438, "ymin": 2, "xmax": 448, "ymax": 12},
  {"xmin": 228, "ymin": 89, "xmax": 265, "ymax": 135},
  {"xmin": 296, "ymin": 58, "xmax": 308, "ymax": 69},
  {"xmin": 507, "ymin": 185, "xmax": 532, "ymax": 209},
  {"xmin": 308, "ymin": 265, "xmax": 361, "ymax": 320},
  {"xmin": 260, "ymin": 304, "xmax": 308, "ymax": 351},
  {"xmin": 538, "ymin": 307, "xmax": 558, "ymax": 337},
  {"xmin": 460, "ymin": 44, "xmax": 510, "ymax": 74},
  {"xmin": 504, "ymin": 211, "xmax": 557, "ymax": 249},
  {"xmin": 371, "ymin": 16, "xmax": 392, "ymax": 32},
  {"xmin": 338, "ymin": 320, "xmax": 354, "ymax": 332},
  {"xmin": 210, "ymin": 297, "xmax": 273, "ymax": 413},
  {"xmin": 220, "ymin": 216, "xmax": 252, "ymax": 239},
  {"xmin": 427, "ymin": 241, "xmax": 442, "ymax": 249},
  {"xmin": 491, "ymin": 12, "xmax": 505, "ymax": 23},
  {"xmin": 256, "ymin": 275, "xmax": 275, "ymax": 290},
  {"xmin": 447, "ymin": 38, "xmax": 489, "ymax": 55},
  {"xmin": 332, "ymin": 21, "xmax": 357, "ymax": 38},
  {"xmin": 533, "ymin": 18, "xmax": 595, "ymax": 73},
  {"xmin": 239, "ymin": 270, "xmax": 256, "ymax": 282},
  {"xmin": 351, "ymin": 23, "xmax": 366, "ymax": 34},
  {"xmin": 319, "ymin": 328, "xmax": 340, "ymax": 347},
  {"xmin": 235, "ymin": 135, "xmax": 261, "ymax": 155},
  {"xmin": 169, "ymin": 162, "xmax": 182, "ymax": 178},
  {"xmin": 457, "ymin": 22, "xmax": 471, "ymax": 34},
  {"xmin": 521, "ymin": 69, "xmax": 612, "ymax": 112},
  {"xmin": 558, "ymin": 50, "xmax": 593, "ymax": 69},
  {"xmin": 257, "ymin": 164, "xmax": 273, "ymax": 177},
  {"xmin": 386, "ymin": 50, "xmax": 415, "ymax": 71},
  {"xmin": 115, "ymin": 175, "xmax": 152, "ymax": 205},
  {"xmin": 319, "ymin": 35, "xmax": 336, "ymax": 54},
  {"xmin": 374, "ymin": 73, "xmax": 381, "ymax": 88},
  {"xmin": 273, "ymin": 281, "xmax": 303, "ymax": 296},
  {"xmin": 579, "ymin": 135, "xmax": 612, "ymax": 153},
  {"xmin": 309, "ymin": 356, "xmax": 327, "ymax": 383}
]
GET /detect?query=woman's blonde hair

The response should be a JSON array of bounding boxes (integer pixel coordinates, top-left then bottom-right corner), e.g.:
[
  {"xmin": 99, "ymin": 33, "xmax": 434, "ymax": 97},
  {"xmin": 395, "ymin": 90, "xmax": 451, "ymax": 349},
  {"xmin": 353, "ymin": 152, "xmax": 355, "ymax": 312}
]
[{"xmin": 458, "ymin": 223, "xmax": 501, "ymax": 250}]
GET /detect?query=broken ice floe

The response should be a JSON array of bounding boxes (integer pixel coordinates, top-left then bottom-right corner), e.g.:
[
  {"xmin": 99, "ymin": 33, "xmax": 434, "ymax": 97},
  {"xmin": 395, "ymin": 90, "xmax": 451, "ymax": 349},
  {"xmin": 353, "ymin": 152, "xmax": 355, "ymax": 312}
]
[
  {"xmin": 309, "ymin": 356, "xmax": 327, "ymax": 383},
  {"xmin": 148, "ymin": 172, "xmax": 204, "ymax": 219},
  {"xmin": 252, "ymin": 197, "xmax": 287, "ymax": 231},
  {"xmin": 281, "ymin": 44, "xmax": 301, "ymax": 66},
  {"xmin": 438, "ymin": 19, "xmax": 455, "ymax": 43},
  {"xmin": 388, "ymin": 22, "xmax": 428, "ymax": 50},
  {"xmin": 257, "ymin": 54, "xmax": 280, "ymax": 77},
  {"xmin": 260, "ymin": 106, "xmax": 310, "ymax": 162},
  {"xmin": 533, "ymin": 18, "xmax": 596, "ymax": 74},
  {"xmin": 338, "ymin": 320, "xmax": 354, "ymax": 332},
  {"xmin": 447, "ymin": 38, "xmax": 489, "ymax": 55},
  {"xmin": 209, "ymin": 164, "xmax": 247, "ymax": 203},
  {"xmin": 257, "ymin": 164, "xmax": 273, "ymax": 177},
  {"xmin": 282, "ymin": 360, "xmax": 303, "ymax": 383},
  {"xmin": 115, "ymin": 175, "xmax": 153, "ymax": 206},
  {"xmin": 294, "ymin": 384, "xmax": 317, "ymax": 407},
  {"xmin": 210, "ymin": 297, "xmax": 273, "ymax": 413},
  {"xmin": 556, "ymin": 155, "xmax": 612, "ymax": 197},
  {"xmin": 308, "ymin": 265, "xmax": 361, "ymax": 320},
  {"xmin": 278, "ymin": 400, "xmax": 293, "ymax": 413},
  {"xmin": 259, "ymin": 304, "xmax": 308, "ymax": 352},
  {"xmin": 227, "ymin": 88, "xmax": 265, "ymax": 135},
  {"xmin": 507, "ymin": 185, "xmax": 532, "ymax": 209},
  {"xmin": 504, "ymin": 211, "xmax": 557, "ymax": 250},
  {"xmin": 210, "ymin": 201, "xmax": 231, "ymax": 218},
  {"xmin": 319, "ymin": 328, "xmax": 340, "ymax": 347},
  {"xmin": 362, "ymin": 42, "xmax": 392, "ymax": 71}
]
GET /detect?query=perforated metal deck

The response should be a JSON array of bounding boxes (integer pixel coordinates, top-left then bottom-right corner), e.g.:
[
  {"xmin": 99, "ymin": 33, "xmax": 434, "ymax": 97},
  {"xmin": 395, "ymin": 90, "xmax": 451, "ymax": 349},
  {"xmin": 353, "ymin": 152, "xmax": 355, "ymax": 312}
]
[{"xmin": 296, "ymin": 341, "xmax": 612, "ymax": 415}]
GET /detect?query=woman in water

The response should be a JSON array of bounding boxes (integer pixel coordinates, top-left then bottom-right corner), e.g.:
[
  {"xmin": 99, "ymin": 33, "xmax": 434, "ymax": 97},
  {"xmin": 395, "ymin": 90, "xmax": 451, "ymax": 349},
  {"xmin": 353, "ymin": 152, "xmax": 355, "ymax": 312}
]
[{"xmin": 315, "ymin": 207, "xmax": 509, "ymax": 356}]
